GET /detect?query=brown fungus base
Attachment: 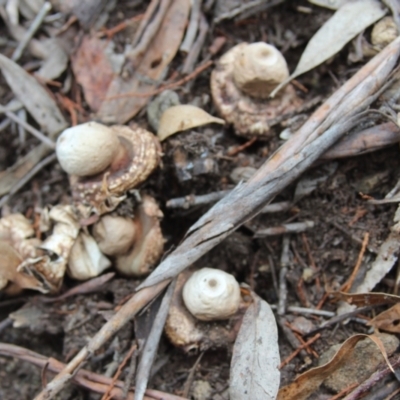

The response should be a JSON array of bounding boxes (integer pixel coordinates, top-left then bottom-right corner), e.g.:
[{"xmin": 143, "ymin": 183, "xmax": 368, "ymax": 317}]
[
  {"xmin": 211, "ymin": 43, "xmax": 303, "ymax": 138},
  {"xmin": 70, "ymin": 124, "xmax": 161, "ymax": 219}
]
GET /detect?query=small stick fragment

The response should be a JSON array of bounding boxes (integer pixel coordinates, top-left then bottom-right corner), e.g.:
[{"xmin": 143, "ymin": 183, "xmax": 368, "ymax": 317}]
[
  {"xmin": 0, "ymin": 343, "xmax": 185, "ymax": 400},
  {"xmin": 226, "ymin": 137, "xmax": 257, "ymax": 156},
  {"xmin": 279, "ymin": 333, "xmax": 321, "ymax": 369},
  {"xmin": 134, "ymin": 279, "xmax": 177, "ymax": 400},
  {"xmin": 108, "ymin": 60, "xmax": 213, "ymax": 99},
  {"xmin": 182, "ymin": 13, "xmax": 208, "ymax": 74},
  {"xmin": 102, "ymin": 343, "xmax": 137, "ymax": 400},
  {"xmin": 99, "ymin": 14, "xmax": 144, "ymax": 39},
  {"xmin": 278, "ymin": 236, "xmax": 290, "ymax": 316},
  {"xmin": 0, "ymin": 153, "xmax": 57, "ymax": 208},
  {"xmin": 0, "ymin": 107, "xmax": 55, "ymax": 149},
  {"xmin": 39, "ymin": 273, "xmax": 116, "ymax": 303},
  {"xmin": 340, "ymin": 232, "xmax": 369, "ymax": 292},
  {"xmin": 254, "ymin": 221, "xmax": 315, "ymax": 237},
  {"xmin": 342, "ymin": 356, "xmax": 400, "ymax": 400},
  {"xmin": 328, "ymin": 383, "xmax": 359, "ymax": 400},
  {"xmin": 182, "ymin": 352, "xmax": 204, "ymax": 398},
  {"xmin": 166, "ymin": 190, "xmax": 231, "ymax": 209},
  {"xmin": 126, "ymin": 0, "xmax": 171, "ymax": 67},
  {"xmin": 180, "ymin": 0, "xmax": 202, "ymax": 53},
  {"xmin": 34, "ymin": 33, "xmax": 400, "ymax": 400},
  {"xmin": 12, "ymin": 2, "xmax": 52, "ymax": 62}
]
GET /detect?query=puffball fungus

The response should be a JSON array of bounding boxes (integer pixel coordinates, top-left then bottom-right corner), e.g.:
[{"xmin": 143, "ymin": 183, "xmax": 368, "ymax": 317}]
[
  {"xmin": 232, "ymin": 42, "xmax": 289, "ymax": 99},
  {"xmin": 56, "ymin": 122, "xmax": 160, "ymax": 217},
  {"xmin": 211, "ymin": 42, "xmax": 302, "ymax": 137},
  {"xmin": 182, "ymin": 268, "xmax": 241, "ymax": 321},
  {"xmin": 56, "ymin": 122, "xmax": 120, "ymax": 176}
]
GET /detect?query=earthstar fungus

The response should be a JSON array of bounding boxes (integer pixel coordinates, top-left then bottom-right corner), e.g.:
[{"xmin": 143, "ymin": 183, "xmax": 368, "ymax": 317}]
[
  {"xmin": 211, "ymin": 42, "xmax": 302, "ymax": 137},
  {"xmin": 182, "ymin": 267, "xmax": 241, "ymax": 321},
  {"xmin": 92, "ymin": 195, "xmax": 164, "ymax": 277},
  {"xmin": 56, "ymin": 122, "xmax": 161, "ymax": 218}
]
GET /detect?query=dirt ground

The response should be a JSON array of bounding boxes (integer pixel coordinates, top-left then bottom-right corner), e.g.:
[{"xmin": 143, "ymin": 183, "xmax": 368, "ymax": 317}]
[{"xmin": 1, "ymin": 1, "xmax": 400, "ymax": 399}]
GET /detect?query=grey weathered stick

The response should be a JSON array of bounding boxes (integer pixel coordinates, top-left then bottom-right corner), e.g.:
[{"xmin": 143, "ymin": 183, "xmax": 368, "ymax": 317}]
[
  {"xmin": 34, "ymin": 37, "xmax": 400, "ymax": 400},
  {"xmin": 180, "ymin": 0, "xmax": 202, "ymax": 53},
  {"xmin": 11, "ymin": 2, "xmax": 52, "ymax": 62},
  {"xmin": 255, "ymin": 221, "xmax": 315, "ymax": 237},
  {"xmin": 140, "ymin": 37, "xmax": 400, "ymax": 290},
  {"xmin": 278, "ymin": 236, "xmax": 290, "ymax": 316},
  {"xmin": 0, "ymin": 106, "xmax": 55, "ymax": 149},
  {"xmin": 134, "ymin": 279, "xmax": 177, "ymax": 400}
]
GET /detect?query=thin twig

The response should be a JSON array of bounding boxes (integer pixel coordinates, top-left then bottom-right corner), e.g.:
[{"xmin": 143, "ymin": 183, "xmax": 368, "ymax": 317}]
[
  {"xmin": 108, "ymin": 60, "xmax": 213, "ymax": 99},
  {"xmin": 278, "ymin": 236, "xmax": 290, "ymax": 316},
  {"xmin": 0, "ymin": 343, "xmax": 185, "ymax": 400},
  {"xmin": 254, "ymin": 221, "xmax": 315, "ymax": 237},
  {"xmin": 180, "ymin": 0, "xmax": 202, "ymax": 53},
  {"xmin": 102, "ymin": 344, "xmax": 137, "ymax": 400},
  {"xmin": 279, "ymin": 333, "xmax": 321, "ymax": 369},
  {"xmin": 0, "ymin": 153, "xmax": 57, "ymax": 208},
  {"xmin": 34, "ymin": 35, "xmax": 400, "ymax": 400},
  {"xmin": 126, "ymin": 0, "xmax": 171, "ymax": 67},
  {"xmin": 340, "ymin": 232, "xmax": 370, "ymax": 292},
  {"xmin": 166, "ymin": 190, "xmax": 231, "ymax": 209},
  {"xmin": 131, "ymin": 0, "xmax": 160, "ymax": 48},
  {"xmin": 34, "ymin": 280, "xmax": 170, "ymax": 400},
  {"xmin": 134, "ymin": 279, "xmax": 176, "ymax": 400},
  {"xmin": 182, "ymin": 352, "xmax": 204, "ymax": 398},
  {"xmin": 342, "ymin": 355, "xmax": 400, "ymax": 400},
  {"xmin": 0, "ymin": 106, "xmax": 55, "ymax": 149},
  {"xmin": 214, "ymin": 0, "xmax": 283, "ymax": 22},
  {"xmin": 182, "ymin": 13, "xmax": 208, "ymax": 74},
  {"xmin": 12, "ymin": 2, "xmax": 52, "ymax": 61}
]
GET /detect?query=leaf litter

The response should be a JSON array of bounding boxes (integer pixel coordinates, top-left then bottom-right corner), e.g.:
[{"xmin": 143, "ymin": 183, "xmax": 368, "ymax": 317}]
[{"xmin": 2, "ymin": 1, "xmax": 400, "ymax": 400}]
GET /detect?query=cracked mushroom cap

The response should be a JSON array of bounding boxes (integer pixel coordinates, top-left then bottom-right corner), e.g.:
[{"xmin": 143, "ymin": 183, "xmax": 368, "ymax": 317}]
[
  {"xmin": 56, "ymin": 122, "xmax": 161, "ymax": 217},
  {"xmin": 115, "ymin": 195, "xmax": 164, "ymax": 277},
  {"xmin": 211, "ymin": 42, "xmax": 302, "ymax": 137},
  {"xmin": 182, "ymin": 268, "xmax": 241, "ymax": 321}
]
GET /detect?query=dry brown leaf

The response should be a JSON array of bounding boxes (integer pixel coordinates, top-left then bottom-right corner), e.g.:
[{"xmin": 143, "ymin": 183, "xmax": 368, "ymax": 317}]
[
  {"xmin": 96, "ymin": 0, "xmax": 190, "ymax": 124},
  {"xmin": 158, "ymin": 105, "xmax": 225, "ymax": 141},
  {"xmin": 271, "ymin": 0, "xmax": 386, "ymax": 96},
  {"xmin": 368, "ymin": 303, "xmax": 400, "ymax": 333},
  {"xmin": 278, "ymin": 334, "xmax": 394, "ymax": 400},
  {"xmin": 230, "ymin": 292, "xmax": 280, "ymax": 400},
  {"xmin": 71, "ymin": 36, "xmax": 115, "ymax": 112},
  {"xmin": 332, "ymin": 291, "xmax": 400, "ymax": 306},
  {"xmin": 0, "ymin": 240, "xmax": 42, "ymax": 292}
]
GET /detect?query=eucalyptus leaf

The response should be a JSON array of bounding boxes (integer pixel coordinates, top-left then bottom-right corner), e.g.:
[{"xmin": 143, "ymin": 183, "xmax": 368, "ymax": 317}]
[
  {"xmin": 271, "ymin": 0, "xmax": 386, "ymax": 96},
  {"xmin": 0, "ymin": 54, "xmax": 67, "ymax": 136},
  {"xmin": 230, "ymin": 293, "xmax": 280, "ymax": 400}
]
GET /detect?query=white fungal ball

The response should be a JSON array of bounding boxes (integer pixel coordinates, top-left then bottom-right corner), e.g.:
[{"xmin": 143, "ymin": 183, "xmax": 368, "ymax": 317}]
[
  {"xmin": 56, "ymin": 122, "xmax": 120, "ymax": 176},
  {"xmin": 233, "ymin": 42, "xmax": 289, "ymax": 98},
  {"xmin": 182, "ymin": 268, "xmax": 241, "ymax": 321},
  {"xmin": 92, "ymin": 215, "xmax": 136, "ymax": 256}
]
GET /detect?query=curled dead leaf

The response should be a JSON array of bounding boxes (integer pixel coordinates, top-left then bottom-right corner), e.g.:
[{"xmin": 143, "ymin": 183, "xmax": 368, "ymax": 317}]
[
  {"xmin": 157, "ymin": 105, "xmax": 225, "ymax": 141},
  {"xmin": 278, "ymin": 334, "xmax": 396, "ymax": 400},
  {"xmin": 368, "ymin": 303, "xmax": 400, "ymax": 333},
  {"xmin": 0, "ymin": 240, "xmax": 42, "ymax": 293}
]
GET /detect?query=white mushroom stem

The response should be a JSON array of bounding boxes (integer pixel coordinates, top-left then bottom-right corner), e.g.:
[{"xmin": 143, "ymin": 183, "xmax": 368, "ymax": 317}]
[
  {"xmin": 56, "ymin": 122, "xmax": 128, "ymax": 177},
  {"xmin": 182, "ymin": 268, "xmax": 241, "ymax": 321},
  {"xmin": 232, "ymin": 42, "xmax": 289, "ymax": 98}
]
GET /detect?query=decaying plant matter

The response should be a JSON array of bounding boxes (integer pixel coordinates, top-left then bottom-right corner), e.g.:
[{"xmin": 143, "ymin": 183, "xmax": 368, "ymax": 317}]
[{"xmin": 34, "ymin": 31, "xmax": 400, "ymax": 400}]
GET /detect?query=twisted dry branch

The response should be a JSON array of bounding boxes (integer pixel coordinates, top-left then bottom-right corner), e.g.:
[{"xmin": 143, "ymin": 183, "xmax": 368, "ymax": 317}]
[{"xmin": 34, "ymin": 36, "xmax": 400, "ymax": 400}]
